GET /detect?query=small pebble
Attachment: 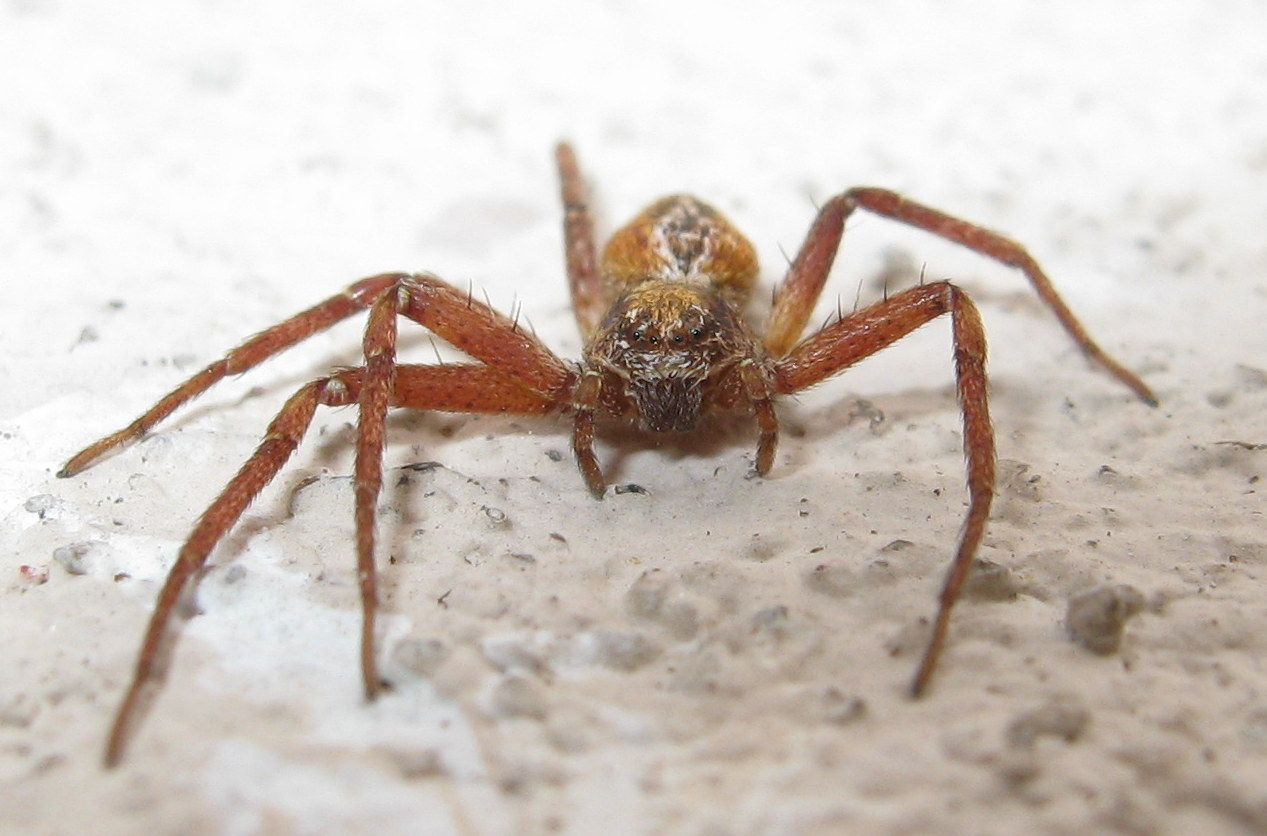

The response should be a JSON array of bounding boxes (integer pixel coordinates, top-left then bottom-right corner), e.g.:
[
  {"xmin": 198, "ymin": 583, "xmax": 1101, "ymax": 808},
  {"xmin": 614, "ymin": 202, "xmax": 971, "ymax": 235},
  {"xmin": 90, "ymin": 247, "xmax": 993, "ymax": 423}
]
[{"xmin": 1066, "ymin": 584, "xmax": 1146, "ymax": 654}]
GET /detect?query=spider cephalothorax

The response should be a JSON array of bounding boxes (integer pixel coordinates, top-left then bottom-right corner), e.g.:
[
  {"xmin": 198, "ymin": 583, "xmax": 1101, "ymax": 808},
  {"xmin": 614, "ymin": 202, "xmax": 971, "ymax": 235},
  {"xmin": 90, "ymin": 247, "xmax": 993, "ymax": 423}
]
[
  {"xmin": 61, "ymin": 143, "xmax": 1156, "ymax": 765},
  {"xmin": 585, "ymin": 279, "xmax": 761, "ymax": 433}
]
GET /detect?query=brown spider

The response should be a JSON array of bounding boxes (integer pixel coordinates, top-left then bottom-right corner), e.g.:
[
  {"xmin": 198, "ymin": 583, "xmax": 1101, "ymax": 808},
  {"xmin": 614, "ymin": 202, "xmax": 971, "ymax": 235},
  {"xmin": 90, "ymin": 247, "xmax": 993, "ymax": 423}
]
[{"xmin": 61, "ymin": 143, "xmax": 1156, "ymax": 766}]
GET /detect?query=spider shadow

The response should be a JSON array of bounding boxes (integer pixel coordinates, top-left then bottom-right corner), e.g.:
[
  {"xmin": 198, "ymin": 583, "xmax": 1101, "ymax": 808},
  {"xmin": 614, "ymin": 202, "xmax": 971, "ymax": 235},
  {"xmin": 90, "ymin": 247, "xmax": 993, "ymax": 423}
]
[
  {"xmin": 771, "ymin": 370, "xmax": 1058, "ymax": 473},
  {"xmin": 590, "ymin": 410, "xmax": 765, "ymax": 486},
  {"xmin": 218, "ymin": 401, "xmax": 571, "ymax": 558}
]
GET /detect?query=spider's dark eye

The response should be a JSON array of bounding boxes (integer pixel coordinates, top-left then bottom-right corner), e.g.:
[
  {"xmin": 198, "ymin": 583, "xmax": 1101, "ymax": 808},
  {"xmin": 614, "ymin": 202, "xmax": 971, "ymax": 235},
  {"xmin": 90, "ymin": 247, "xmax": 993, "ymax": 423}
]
[
  {"xmin": 631, "ymin": 329, "xmax": 644, "ymax": 341},
  {"xmin": 690, "ymin": 327, "xmax": 704, "ymax": 339},
  {"xmin": 672, "ymin": 334, "xmax": 684, "ymax": 344}
]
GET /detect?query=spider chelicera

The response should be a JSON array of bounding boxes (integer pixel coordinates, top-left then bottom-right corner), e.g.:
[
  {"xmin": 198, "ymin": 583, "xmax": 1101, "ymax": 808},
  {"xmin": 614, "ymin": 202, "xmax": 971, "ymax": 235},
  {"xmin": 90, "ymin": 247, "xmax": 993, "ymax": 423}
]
[{"xmin": 60, "ymin": 143, "xmax": 1156, "ymax": 766}]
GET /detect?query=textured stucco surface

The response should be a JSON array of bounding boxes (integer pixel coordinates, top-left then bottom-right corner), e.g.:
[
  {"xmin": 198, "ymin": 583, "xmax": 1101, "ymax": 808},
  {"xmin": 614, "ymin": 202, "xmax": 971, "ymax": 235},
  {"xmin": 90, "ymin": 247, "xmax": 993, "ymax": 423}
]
[{"xmin": 3, "ymin": 2, "xmax": 1266, "ymax": 834}]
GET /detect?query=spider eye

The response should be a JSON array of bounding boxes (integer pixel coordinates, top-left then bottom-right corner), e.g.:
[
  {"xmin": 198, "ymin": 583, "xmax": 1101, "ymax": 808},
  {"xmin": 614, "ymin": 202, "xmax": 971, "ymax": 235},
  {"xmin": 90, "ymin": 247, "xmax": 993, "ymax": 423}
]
[
  {"xmin": 672, "ymin": 334, "xmax": 684, "ymax": 344},
  {"xmin": 690, "ymin": 327, "xmax": 704, "ymax": 339}
]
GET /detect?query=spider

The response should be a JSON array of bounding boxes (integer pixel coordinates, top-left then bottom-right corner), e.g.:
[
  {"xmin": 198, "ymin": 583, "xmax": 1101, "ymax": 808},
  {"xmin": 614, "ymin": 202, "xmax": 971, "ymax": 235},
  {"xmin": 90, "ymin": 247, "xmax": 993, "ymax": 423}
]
[{"xmin": 60, "ymin": 142, "xmax": 1156, "ymax": 766}]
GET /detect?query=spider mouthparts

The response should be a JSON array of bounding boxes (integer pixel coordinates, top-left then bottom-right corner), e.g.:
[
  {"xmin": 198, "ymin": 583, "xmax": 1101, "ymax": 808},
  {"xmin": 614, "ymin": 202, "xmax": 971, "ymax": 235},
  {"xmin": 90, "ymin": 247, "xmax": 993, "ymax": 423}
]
[{"xmin": 632, "ymin": 376, "xmax": 704, "ymax": 433}]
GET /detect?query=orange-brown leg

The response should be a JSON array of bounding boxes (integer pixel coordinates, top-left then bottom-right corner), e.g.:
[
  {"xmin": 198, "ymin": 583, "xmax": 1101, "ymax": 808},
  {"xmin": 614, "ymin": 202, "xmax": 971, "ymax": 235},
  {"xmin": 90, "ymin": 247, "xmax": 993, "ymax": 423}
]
[
  {"xmin": 347, "ymin": 277, "xmax": 576, "ymax": 702},
  {"xmin": 773, "ymin": 281, "xmax": 994, "ymax": 697},
  {"xmin": 103, "ymin": 362, "xmax": 561, "ymax": 766},
  {"xmin": 353, "ymin": 290, "xmax": 399, "ymax": 700},
  {"xmin": 104, "ymin": 372, "xmax": 359, "ymax": 766},
  {"xmin": 555, "ymin": 142, "xmax": 607, "ymax": 339},
  {"xmin": 569, "ymin": 370, "xmax": 605, "ymax": 497},
  {"xmin": 91, "ymin": 270, "xmax": 578, "ymax": 764},
  {"xmin": 398, "ymin": 273, "xmax": 576, "ymax": 400},
  {"xmin": 764, "ymin": 197, "xmax": 849, "ymax": 358},
  {"xmin": 739, "ymin": 360, "xmax": 780, "ymax": 476},
  {"xmin": 392, "ymin": 363, "xmax": 571, "ymax": 415},
  {"xmin": 60, "ymin": 273, "xmax": 406, "ymax": 477},
  {"xmin": 764, "ymin": 190, "xmax": 1156, "ymax": 405},
  {"xmin": 62, "ymin": 271, "xmax": 575, "ymax": 482}
]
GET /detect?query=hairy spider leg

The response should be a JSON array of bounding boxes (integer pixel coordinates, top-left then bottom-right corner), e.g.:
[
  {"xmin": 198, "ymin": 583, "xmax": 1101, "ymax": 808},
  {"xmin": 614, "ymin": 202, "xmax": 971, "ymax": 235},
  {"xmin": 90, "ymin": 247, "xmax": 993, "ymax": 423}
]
[
  {"xmin": 94, "ymin": 273, "xmax": 575, "ymax": 765},
  {"xmin": 556, "ymin": 142, "xmax": 605, "ymax": 339},
  {"xmin": 59, "ymin": 273, "xmax": 405, "ymax": 478},
  {"xmin": 763, "ymin": 197, "xmax": 849, "ymax": 358},
  {"xmin": 765, "ymin": 189, "xmax": 1157, "ymax": 406},
  {"xmin": 358, "ymin": 274, "xmax": 575, "ymax": 699},
  {"xmin": 773, "ymin": 281, "xmax": 993, "ymax": 697},
  {"xmin": 104, "ymin": 373, "xmax": 358, "ymax": 766},
  {"xmin": 354, "ymin": 291, "xmax": 398, "ymax": 702}
]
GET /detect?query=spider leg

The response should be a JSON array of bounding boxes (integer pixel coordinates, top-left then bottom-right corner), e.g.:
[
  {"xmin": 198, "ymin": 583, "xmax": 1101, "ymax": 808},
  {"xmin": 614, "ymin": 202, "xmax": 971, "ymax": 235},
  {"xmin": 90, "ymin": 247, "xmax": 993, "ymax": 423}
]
[
  {"xmin": 104, "ymin": 361, "xmax": 563, "ymax": 766},
  {"xmin": 397, "ymin": 273, "xmax": 575, "ymax": 399},
  {"xmin": 569, "ymin": 370, "xmax": 605, "ymax": 496},
  {"xmin": 764, "ymin": 196, "xmax": 848, "ymax": 358},
  {"xmin": 104, "ymin": 371, "xmax": 359, "ymax": 767},
  {"xmin": 764, "ymin": 190, "xmax": 1156, "ymax": 405},
  {"xmin": 353, "ymin": 274, "xmax": 581, "ymax": 700},
  {"xmin": 60, "ymin": 273, "xmax": 406, "ymax": 477},
  {"xmin": 62, "ymin": 270, "xmax": 576, "ymax": 479},
  {"xmin": 353, "ymin": 290, "xmax": 399, "ymax": 701},
  {"xmin": 100, "ymin": 269, "xmax": 578, "ymax": 764},
  {"xmin": 556, "ymin": 142, "xmax": 606, "ymax": 340},
  {"xmin": 740, "ymin": 360, "xmax": 780, "ymax": 476},
  {"xmin": 357, "ymin": 362, "xmax": 566, "ymax": 697},
  {"xmin": 772, "ymin": 281, "xmax": 993, "ymax": 698},
  {"xmin": 354, "ymin": 276, "xmax": 579, "ymax": 700}
]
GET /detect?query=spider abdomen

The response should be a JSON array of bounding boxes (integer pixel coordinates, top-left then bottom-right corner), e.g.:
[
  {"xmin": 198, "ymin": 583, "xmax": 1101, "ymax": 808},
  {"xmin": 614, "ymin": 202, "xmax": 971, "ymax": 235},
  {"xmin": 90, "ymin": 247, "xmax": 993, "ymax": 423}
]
[{"xmin": 599, "ymin": 195, "xmax": 759, "ymax": 307}]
